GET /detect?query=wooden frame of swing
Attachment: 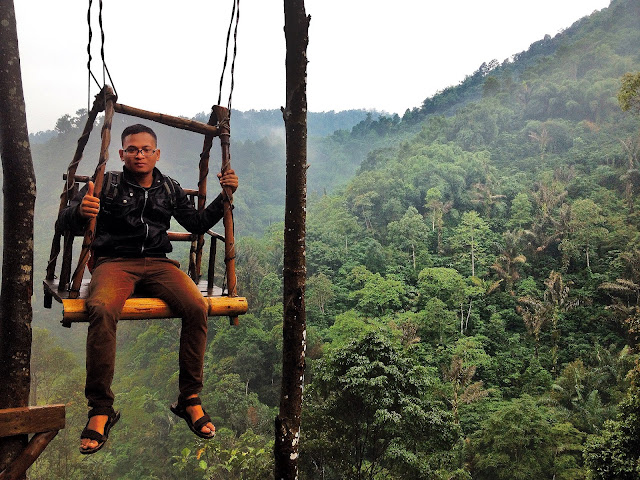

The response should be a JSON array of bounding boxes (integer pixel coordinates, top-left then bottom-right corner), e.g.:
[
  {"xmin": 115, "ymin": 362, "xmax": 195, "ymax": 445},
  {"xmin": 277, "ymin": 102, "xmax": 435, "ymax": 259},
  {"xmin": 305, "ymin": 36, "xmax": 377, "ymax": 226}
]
[{"xmin": 43, "ymin": 86, "xmax": 246, "ymax": 327}]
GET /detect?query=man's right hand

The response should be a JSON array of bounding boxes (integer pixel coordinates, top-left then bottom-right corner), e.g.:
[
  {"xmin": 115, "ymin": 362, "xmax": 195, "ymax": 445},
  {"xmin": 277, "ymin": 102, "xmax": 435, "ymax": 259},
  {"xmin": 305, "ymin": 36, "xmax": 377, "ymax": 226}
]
[{"xmin": 80, "ymin": 181, "xmax": 100, "ymax": 219}]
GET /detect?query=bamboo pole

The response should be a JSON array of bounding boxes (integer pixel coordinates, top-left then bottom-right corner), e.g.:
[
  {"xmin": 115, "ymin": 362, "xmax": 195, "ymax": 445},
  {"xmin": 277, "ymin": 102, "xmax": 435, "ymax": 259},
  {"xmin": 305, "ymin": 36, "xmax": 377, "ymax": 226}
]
[
  {"xmin": 191, "ymin": 112, "xmax": 216, "ymax": 283},
  {"xmin": 212, "ymin": 106, "xmax": 238, "ymax": 326},
  {"xmin": 69, "ymin": 87, "xmax": 116, "ymax": 299},
  {"xmin": 114, "ymin": 103, "xmax": 220, "ymax": 136},
  {"xmin": 45, "ymin": 95, "xmax": 104, "ymax": 283}
]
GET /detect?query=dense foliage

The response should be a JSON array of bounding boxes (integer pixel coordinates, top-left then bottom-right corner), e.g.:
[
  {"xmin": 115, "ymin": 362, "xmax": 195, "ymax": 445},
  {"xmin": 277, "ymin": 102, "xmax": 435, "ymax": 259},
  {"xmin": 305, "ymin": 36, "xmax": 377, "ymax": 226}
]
[{"xmin": 17, "ymin": 0, "xmax": 640, "ymax": 477}]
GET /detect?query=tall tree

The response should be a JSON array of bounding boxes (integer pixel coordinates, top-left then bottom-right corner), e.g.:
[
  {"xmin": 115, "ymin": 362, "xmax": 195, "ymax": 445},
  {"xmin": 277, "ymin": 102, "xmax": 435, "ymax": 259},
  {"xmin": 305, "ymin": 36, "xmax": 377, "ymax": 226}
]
[
  {"xmin": 518, "ymin": 271, "xmax": 576, "ymax": 371},
  {"xmin": 425, "ymin": 187, "xmax": 452, "ymax": 254},
  {"xmin": 450, "ymin": 210, "xmax": 492, "ymax": 277},
  {"xmin": 275, "ymin": 0, "xmax": 309, "ymax": 478},
  {"xmin": 490, "ymin": 230, "xmax": 527, "ymax": 295},
  {"xmin": 387, "ymin": 206, "xmax": 430, "ymax": 270},
  {"xmin": 0, "ymin": 0, "xmax": 37, "ymax": 470},
  {"xmin": 561, "ymin": 198, "xmax": 608, "ymax": 271}
]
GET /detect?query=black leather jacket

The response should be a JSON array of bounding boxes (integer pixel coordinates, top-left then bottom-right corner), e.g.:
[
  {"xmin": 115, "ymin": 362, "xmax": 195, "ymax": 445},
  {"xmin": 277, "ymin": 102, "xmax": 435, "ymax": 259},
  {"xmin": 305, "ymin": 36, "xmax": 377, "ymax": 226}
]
[{"xmin": 58, "ymin": 167, "xmax": 225, "ymax": 258}]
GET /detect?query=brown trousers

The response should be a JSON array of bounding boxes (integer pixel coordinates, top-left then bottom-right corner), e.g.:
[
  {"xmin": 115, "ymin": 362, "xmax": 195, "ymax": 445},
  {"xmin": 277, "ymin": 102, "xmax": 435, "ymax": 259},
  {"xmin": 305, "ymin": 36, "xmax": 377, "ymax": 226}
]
[{"xmin": 85, "ymin": 257, "xmax": 208, "ymax": 412}]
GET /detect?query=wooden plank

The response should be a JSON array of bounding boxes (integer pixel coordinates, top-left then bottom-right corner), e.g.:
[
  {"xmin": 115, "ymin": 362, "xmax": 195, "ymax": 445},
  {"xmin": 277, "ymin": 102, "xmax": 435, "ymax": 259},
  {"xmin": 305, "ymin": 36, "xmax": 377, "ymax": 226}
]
[
  {"xmin": 0, "ymin": 405, "xmax": 65, "ymax": 438},
  {"xmin": 61, "ymin": 296, "xmax": 248, "ymax": 323},
  {"xmin": 0, "ymin": 431, "xmax": 58, "ymax": 480}
]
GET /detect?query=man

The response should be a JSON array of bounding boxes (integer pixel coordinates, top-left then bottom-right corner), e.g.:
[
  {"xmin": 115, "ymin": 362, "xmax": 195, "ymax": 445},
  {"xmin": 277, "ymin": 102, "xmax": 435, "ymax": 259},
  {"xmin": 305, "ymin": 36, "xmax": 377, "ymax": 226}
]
[{"xmin": 59, "ymin": 124, "xmax": 238, "ymax": 454}]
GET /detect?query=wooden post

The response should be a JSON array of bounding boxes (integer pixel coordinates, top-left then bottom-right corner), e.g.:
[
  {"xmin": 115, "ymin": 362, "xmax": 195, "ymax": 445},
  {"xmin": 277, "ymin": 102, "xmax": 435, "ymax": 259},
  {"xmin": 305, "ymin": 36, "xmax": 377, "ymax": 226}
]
[
  {"xmin": 0, "ymin": 431, "xmax": 58, "ymax": 480},
  {"xmin": 69, "ymin": 86, "xmax": 116, "ymax": 299},
  {"xmin": 45, "ymin": 94, "xmax": 105, "ymax": 284},
  {"xmin": 275, "ymin": 0, "xmax": 309, "ymax": 478},
  {"xmin": 212, "ymin": 105, "xmax": 239, "ymax": 326},
  {"xmin": 0, "ymin": 0, "xmax": 37, "ymax": 474}
]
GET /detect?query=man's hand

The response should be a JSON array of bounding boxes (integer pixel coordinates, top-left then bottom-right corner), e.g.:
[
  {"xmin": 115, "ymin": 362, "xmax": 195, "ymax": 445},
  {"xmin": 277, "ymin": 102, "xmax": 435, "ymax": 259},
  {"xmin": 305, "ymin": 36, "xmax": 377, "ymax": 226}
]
[
  {"xmin": 80, "ymin": 181, "xmax": 100, "ymax": 219},
  {"xmin": 217, "ymin": 169, "xmax": 238, "ymax": 194}
]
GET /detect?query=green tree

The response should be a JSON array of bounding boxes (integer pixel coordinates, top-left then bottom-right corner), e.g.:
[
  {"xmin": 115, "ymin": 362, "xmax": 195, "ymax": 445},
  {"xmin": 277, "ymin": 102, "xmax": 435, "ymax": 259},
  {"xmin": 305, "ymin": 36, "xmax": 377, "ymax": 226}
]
[
  {"xmin": 387, "ymin": 206, "xmax": 431, "ymax": 270},
  {"xmin": 302, "ymin": 333, "xmax": 458, "ymax": 480},
  {"xmin": 618, "ymin": 72, "xmax": 640, "ymax": 114},
  {"xmin": 507, "ymin": 192, "xmax": 533, "ymax": 231},
  {"xmin": 348, "ymin": 266, "xmax": 407, "ymax": 316},
  {"xmin": 424, "ymin": 187, "xmax": 452, "ymax": 254},
  {"xmin": 584, "ymin": 362, "xmax": 640, "ymax": 480},
  {"xmin": 307, "ymin": 272, "xmax": 335, "ymax": 314},
  {"xmin": 450, "ymin": 211, "xmax": 493, "ymax": 277},
  {"xmin": 560, "ymin": 198, "xmax": 608, "ymax": 271},
  {"xmin": 469, "ymin": 396, "xmax": 585, "ymax": 480}
]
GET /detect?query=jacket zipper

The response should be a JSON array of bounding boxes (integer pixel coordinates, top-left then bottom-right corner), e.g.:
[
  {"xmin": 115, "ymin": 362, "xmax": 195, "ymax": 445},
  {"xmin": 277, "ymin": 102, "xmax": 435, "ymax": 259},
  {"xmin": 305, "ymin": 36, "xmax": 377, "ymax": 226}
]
[{"xmin": 140, "ymin": 189, "xmax": 149, "ymax": 253}]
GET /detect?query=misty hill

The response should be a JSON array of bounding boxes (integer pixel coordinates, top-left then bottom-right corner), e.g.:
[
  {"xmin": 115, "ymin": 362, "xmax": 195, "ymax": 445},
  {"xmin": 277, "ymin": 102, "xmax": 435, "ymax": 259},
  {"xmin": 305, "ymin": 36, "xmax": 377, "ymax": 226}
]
[{"xmin": 29, "ymin": 108, "xmax": 382, "ymax": 144}]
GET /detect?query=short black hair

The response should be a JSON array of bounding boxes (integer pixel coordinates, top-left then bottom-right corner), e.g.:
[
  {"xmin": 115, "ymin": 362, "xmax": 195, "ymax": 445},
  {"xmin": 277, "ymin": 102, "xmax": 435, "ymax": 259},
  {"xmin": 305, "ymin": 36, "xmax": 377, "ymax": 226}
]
[{"xmin": 121, "ymin": 124, "xmax": 157, "ymax": 145}]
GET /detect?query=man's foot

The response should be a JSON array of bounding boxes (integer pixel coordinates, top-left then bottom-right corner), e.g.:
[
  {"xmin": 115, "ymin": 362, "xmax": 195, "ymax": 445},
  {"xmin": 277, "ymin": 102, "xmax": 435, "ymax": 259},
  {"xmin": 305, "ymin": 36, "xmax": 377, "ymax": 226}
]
[
  {"xmin": 79, "ymin": 410, "xmax": 120, "ymax": 454},
  {"xmin": 184, "ymin": 394, "xmax": 215, "ymax": 436},
  {"xmin": 170, "ymin": 395, "xmax": 215, "ymax": 439},
  {"xmin": 80, "ymin": 415, "xmax": 108, "ymax": 451}
]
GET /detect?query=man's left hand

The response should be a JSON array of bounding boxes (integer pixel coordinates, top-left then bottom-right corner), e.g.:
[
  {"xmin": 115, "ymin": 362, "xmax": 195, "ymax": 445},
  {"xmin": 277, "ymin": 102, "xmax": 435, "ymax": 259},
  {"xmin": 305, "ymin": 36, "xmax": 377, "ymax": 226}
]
[{"xmin": 218, "ymin": 169, "xmax": 238, "ymax": 194}]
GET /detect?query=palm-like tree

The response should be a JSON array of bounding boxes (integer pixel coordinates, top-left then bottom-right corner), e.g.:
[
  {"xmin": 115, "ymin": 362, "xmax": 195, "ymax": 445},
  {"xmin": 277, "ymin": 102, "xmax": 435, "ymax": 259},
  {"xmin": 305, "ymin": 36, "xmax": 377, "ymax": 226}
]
[
  {"xmin": 517, "ymin": 295, "xmax": 550, "ymax": 358},
  {"xmin": 490, "ymin": 231, "xmax": 527, "ymax": 295},
  {"xmin": 599, "ymin": 249, "xmax": 640, "ymax": 350},
  {"xmin": 442, "ymin": 355, "xmax": 489, "ymax": 424},
  {"xmin": 524, "ymin": 181, "xmax": 569, "ymax": 255},
  {"xmin": 518, "ymin": 270, "xmax": 576, "ymax": 370},
  {"xmin": 470, "ymin": 182, "xmax": 506, "ymax": 219}
]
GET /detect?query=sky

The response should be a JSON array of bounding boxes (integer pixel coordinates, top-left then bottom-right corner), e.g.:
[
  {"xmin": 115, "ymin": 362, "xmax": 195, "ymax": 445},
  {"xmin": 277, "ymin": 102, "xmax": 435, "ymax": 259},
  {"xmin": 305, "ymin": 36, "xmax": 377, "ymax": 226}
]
[{"xmin": 14, "ymin": 0, "xmax": 612, "ymax": 133}]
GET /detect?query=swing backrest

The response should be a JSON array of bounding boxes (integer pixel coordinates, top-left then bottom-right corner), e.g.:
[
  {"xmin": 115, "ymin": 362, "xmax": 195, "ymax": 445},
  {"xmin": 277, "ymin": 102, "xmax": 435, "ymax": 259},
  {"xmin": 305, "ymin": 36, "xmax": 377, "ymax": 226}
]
[{"xmin": 43, "ymin": 86, "xmax": 245, "ymax": 326}]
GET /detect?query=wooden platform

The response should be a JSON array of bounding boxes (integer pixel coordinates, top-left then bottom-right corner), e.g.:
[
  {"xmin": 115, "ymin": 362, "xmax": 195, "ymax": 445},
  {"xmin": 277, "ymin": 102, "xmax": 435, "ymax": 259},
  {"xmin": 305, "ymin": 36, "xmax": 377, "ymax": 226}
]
[
  {"xmin": 0, "ymin": 405, "xmax": 65, "ymax": 480},
  {"xmin": 43, "ymin": 279, "xmax": 248, "ymax": 327},
  {"xmin": 0, "ymin": 405, "xmax": 65, "ymax": 439}
]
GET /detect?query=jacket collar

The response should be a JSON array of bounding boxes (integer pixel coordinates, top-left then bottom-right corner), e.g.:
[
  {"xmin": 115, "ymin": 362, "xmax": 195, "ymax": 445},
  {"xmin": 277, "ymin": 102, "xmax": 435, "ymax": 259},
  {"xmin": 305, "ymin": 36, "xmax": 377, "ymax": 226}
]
[{"xmin": 122, "ymin": 166, "xmax": 165, "ymax": 189}]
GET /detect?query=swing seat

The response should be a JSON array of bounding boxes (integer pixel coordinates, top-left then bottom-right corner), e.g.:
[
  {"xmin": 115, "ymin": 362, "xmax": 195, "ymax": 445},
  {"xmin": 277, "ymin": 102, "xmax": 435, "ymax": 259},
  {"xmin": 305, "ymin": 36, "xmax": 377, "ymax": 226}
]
[
  {"xmin": 43, "ymin": 227, "xmax": 248, "ymax": 327},
  {"xmin": 43, "ymin": 279, "xmax": 248, "ymax": 328}
]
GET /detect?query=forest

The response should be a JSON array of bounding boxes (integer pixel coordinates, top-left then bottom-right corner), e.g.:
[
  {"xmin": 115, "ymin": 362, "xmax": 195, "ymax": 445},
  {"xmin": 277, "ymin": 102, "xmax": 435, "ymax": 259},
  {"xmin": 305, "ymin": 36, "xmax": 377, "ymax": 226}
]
[{"xmin": 14, "ymin": 0, "xmax": 640, "ymax": 478}]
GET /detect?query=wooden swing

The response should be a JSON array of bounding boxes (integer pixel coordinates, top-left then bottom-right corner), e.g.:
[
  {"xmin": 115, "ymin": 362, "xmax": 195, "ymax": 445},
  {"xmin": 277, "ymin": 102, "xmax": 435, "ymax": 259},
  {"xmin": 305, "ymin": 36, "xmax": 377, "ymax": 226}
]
[{"xmin": 43, "ymin": 85, "xmax": 247, "ymax": 327}]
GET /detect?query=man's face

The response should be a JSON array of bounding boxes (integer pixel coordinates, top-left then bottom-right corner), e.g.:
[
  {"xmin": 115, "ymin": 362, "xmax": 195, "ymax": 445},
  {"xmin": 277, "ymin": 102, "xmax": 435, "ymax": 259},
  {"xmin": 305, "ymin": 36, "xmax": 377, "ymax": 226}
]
[{"xmin": 119, "ymin": 132, "xmax": 160, "ymax": 176}]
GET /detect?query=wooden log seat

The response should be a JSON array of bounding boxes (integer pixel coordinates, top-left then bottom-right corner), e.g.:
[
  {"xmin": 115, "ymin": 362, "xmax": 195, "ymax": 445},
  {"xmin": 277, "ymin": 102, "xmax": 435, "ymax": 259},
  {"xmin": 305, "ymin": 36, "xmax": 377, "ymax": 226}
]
[{"xmin": 43, "ymin": 278, "xmax": 248, "ymax": 327}]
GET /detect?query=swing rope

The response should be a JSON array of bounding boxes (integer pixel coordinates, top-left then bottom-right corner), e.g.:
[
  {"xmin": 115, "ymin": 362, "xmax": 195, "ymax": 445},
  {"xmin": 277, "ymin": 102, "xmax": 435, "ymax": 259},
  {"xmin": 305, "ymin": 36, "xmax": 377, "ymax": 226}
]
[
  {"xmin": 218, "ymin": 0, "xmax": 240, "ymax": 112},
  {"xmin": 87, "ymin": 0, "xmax": 117, "ymax": 112}
]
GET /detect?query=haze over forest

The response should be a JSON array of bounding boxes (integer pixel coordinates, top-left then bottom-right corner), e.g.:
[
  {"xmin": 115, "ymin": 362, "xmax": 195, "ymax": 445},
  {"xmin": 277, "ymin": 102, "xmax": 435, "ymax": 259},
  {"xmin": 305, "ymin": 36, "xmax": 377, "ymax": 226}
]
[{"xmin": 14, "ymin": 0, "xmax": 640, "ymax": 478}]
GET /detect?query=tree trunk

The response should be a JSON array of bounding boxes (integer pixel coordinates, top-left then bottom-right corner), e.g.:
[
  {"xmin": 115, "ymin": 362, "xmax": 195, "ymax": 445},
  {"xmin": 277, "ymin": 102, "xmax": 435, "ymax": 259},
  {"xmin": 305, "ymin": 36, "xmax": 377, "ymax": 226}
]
[
  {"xmin": 0, "ymin": 0, "xmax": 36, "ymax": 473},
  {"xmin": 275, "ymin": 1, "xmax": 309, "ymax": 479},
  {"xmin": 411, "ymin": 243, "xmax": 416, "ymax": 270},
  {"xmin": 471, "ymin": 233, "xmax": 476, "ymax": 277}
]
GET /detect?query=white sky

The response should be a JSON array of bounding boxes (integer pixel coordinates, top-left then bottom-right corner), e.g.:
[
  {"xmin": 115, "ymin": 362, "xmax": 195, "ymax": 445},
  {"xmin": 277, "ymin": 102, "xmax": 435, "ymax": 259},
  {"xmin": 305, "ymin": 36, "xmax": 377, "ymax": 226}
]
[{"xmin": 15, "ymin": 0, "xmax": 611, "ymax": 133}]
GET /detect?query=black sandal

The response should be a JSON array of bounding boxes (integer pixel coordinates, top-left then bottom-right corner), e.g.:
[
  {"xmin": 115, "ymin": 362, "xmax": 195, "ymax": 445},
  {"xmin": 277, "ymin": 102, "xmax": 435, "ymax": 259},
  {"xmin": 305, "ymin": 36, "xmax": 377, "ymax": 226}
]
[
  {"xmin": 79, "ymin": 409, "xmax": 120, "ymax": 455},
  {"xmin": 170, "ymin": 396, "xmax": 215, "ymax": 439}
]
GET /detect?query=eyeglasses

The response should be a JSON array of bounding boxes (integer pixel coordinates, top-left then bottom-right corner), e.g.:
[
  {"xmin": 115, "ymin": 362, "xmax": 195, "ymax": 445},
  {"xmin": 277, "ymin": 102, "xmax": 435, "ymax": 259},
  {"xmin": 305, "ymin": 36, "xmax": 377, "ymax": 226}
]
[{"xmin": 123, "ymin": 147, "xmax": 157, "ymax": 156}]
